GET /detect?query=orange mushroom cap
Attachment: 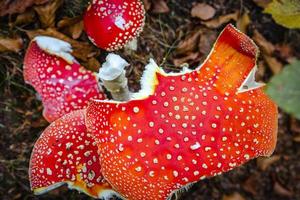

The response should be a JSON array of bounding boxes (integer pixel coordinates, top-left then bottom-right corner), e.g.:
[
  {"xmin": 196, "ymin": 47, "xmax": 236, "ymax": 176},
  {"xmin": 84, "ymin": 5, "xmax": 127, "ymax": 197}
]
[
  {"xmin": 86, "ymin": 25, "xmax": 278, "ymax": 200},
  {"xmin": 23, "ymin": 36, "xmax": 105, "ymax": 122},
  {"xmin": 29, "ymin": 109, "xmax": 120, "ymax": 198}
]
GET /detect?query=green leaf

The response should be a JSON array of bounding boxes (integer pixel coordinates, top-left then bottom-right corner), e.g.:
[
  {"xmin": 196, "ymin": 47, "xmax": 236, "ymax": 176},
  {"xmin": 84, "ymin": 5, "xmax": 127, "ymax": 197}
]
[
  {"xmin": 264, "ymin": 0, "xmax": 300, "ymax": 29},
  {"xmin": 266, "ymin": 60, "xmax": 300, "ymax": 119}
]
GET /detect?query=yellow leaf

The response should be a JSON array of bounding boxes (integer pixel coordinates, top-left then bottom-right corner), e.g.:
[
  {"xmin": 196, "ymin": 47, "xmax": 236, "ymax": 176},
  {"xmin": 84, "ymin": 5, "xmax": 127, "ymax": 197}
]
[{"xmin": 264, "ymin": 0, "xmax": 300, "ymax": 29}]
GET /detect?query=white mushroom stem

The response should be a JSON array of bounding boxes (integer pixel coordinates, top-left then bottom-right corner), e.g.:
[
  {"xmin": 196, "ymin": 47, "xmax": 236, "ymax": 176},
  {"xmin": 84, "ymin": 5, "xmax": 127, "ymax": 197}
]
[{"xmin": 98, "ymin": 53, "xmax": 130, "ymax": 101}]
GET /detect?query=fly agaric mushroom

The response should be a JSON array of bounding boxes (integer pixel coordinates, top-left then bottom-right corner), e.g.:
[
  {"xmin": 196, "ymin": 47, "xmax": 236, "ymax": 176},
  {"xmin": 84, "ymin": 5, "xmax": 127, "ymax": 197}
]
[
  {"xmin": 29, "ymin": 109, "xmax": 120, "ymax": 198},
  {"xmin": 83, "ymin": 0, "xmax": 145, "ymax": 51},
  {"xmin": 23, "ymin": 36, "xmax": 105, "ymax": 122},
  {"xmin": 86, "ymin": 24, "xmax": 278, "ymax": 200}
]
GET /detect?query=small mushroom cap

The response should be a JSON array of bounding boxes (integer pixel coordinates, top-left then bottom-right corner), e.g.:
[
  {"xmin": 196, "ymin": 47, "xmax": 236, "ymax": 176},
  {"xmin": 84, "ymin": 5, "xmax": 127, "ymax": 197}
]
[
  {"xmin": 23, "ymin": 36, "xmax": 105, "ymax": 122},
  {"xmin": 83, "ymin": 0, "xmax": 145, "ymax": 51},
  {"xmin": 86, "ymin": 25, "xmax": 278, "ymax": 200},
  {"xmin": 29, "ymin": 109, "xmax": 119, "ymax": 198}
]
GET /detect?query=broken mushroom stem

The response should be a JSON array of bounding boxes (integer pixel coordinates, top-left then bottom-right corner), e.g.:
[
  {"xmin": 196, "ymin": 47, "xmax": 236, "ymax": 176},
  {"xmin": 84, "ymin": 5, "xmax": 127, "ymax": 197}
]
[{"xmin": 99, "ymin": 53, "xmax": 131, "ymax": 101}]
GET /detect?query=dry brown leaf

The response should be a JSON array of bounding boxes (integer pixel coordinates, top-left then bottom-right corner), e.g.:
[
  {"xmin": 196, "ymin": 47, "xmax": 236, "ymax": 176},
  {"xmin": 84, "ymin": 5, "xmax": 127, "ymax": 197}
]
[
  {"xmin": 252, "ymin": 30, "xmax": 282, "ymax": 74},
  {"xmin": 274, "ymin": 182, "xmax": 293, "ymax": 197},
  {"xmin": 202, "ymin": 12, "xmax": 239, "ymax": 28},
  {"xmin": 198, "ymin": 29, "xmax": 218, "ymax": 55},
  {"xmin": 142, "ymin": 0, "xmax": 152, "ymax": 11},
  {"xmin": 57, "ymin": 17, "xmax": 81, "ymax": 29},
  {"xmin": 257, "ymin": 155, "xmax": 280, "ymax": 171},
  {"xmin": 176, "ymin": 30, "xmax": 202, "ymax": 55},
  {"xmin": 0, "ymin": 0, "xmax": 49, "ymax": 16},
  {"xmin": 263, "ymin": 54, "xmax": 283, "ymax": 74},
  {"xmin": 237, "ymin": 11, "xmax": 251, "ymax": 33},
  {"xmin": 10, "ymin": 10, "xmax": 36, "ymax": 27},
  {"xmin": 34, "ymin": 0, "xmax": 63, "ymax": 28},
  {"xmin": 152, "ymin": 0, "xmax": 170, "ymax": 13},
  {"xmin": 191, "ymin": 3, "xmax": 216, "ymax": 21},
  {"xmin": 276, "ymin": 44, "xmax": 293, "ymax": 61},
  {"xmin": 291, "ymin": 118, "xmax": 300, "ymax": 134},
  {"xmin": 82, "ymin": 57, "xmax": 101, "ymax": 72},
  {"xmin": 253, "ymin": 0, "xmax": 272, "ymax": 8},
  {"xmin": 0, "ymin": 37, "xmax": 23, "ymax": 53},
  {"xmin": 256, "ymin": 60, "xmax": 266, "ymax": 80},
  {"xmin": 173, "ymin": 52, "xmax": 200, "ymax": 67},
  {"xmin": 242, "ymin": 175, "xmax": 258, "ymax": 195},
  {"xmin": 58, "ymin": 17, "xmax": 84, "ymax": 39},
  {"xmin": 69, "ymin": 21, "xmax": 84, "ymax": 39},
  {"xmin": 26, "ymin": 28, "xmax": 100, "ymax": 63},
  {"xmin": 252, "ymin": 30, "xmax": 275, "ymax": 55},
  {"xmin": 293, "ymin": 136, "xmax": 300, "ymax": 142},
  {"xmin": 222, "ymin": 192, "xmax": 245, "ymax": 200}
]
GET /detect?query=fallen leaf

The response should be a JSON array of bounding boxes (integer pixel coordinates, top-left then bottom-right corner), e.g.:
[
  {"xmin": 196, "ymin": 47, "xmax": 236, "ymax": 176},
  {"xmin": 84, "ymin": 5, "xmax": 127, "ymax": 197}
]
[
  {"xmin": 242, "ymin": 174, "xmax": 258, "ymax": 195},
  {"xmin": 191, "ymin": 3, "xmax": 216, "ymax": 21},
  {"xmin": 275, "ymin": 44, "xmax": 293, "ymax": 61},
  {"xmin": 34, "ymin": 0, "xmax": 63, "ymax": 28},
  {"xmin": 173, "ymin": 52, "xmax": 201, "ymax": 67},
  {"xmin": 257, "ymin": 155, "xmax": 281, "ymax": 171},
  {"xmin": 0, "ymin": 37, "xmax": 23, "ymax": 53},
  {"xmin": 10, "ymin": 10, "xmax": 36, "ymax": 27},
  {"xmin": 274, "ymin": 182, "xmax": 293, "ymax": 197},
  {"xmin": 58, "ymin": 17, "xmax": 84, "ymax": 39},
  {"xmin": 265, "ymin": 0, "xmax": 300, "ymax": 29},
  {"xmin": 142, "ymin": 0, "xmax": 152, "ymax": 11},
  {"xmin": 266, "ymin": 60, "xmax": 300, "ymax": 119},
  {"xmin": 253, "ymin": 0, "xmax": 271, "ymax": 8},
  {"xmin": 198, "ymin": 29, "xmax": 218, "ymax": 55},
  {"xmin": 57, "ymin": 17, "xmax": 81, "ymax": 29},
  {"xmin": 293, "ymin": 136, "xmax": 300, "ymax": 142},
  {"xmin": 26, "ymin": 28, "xmax": 100, "ymax": 63},
  {"xmin": 252, "ymin": 30, "xmax": 282, "ymax": 74},
  {"xmin": 69, "ymin": 21, "xmax": 84, "ymax": 39},
  {"xmin": 176, "ymin": 30, "xmax": 202, "ymax": 55},
  {"xmin": 202, "ymin": 12, "xmax": 239, "ymax": 28},
  {"xmin": 291, "ymin": 118, "xmax": 300, "ymax": 134},
  {"xmin": 222, "ymin": 192, "xmax": 245, "ymax": 200},
  {"xmin": 256, "ymin": 60, "xmax": 267, "ymax": 80},
  {"xmin": 82, "ymin": 57, "xmax": 101, "ymax": 72},
  {"xmin": 236, "ymin": 11, "xmax": 251, "ymax": 33},
  {"xmin": 252, "ymin": 30, "xmax": 275, "ymax": 55},
  {"xmin": 263, "ymin": 54, "xmax": 283, "ymax": 74},
  {"xmin": 152, "ymin": 0, "xmax": 170, "ymax": 13},
  {"xmin": 0, "ymin": 0, "xmax": 49, "ymax": 16}
]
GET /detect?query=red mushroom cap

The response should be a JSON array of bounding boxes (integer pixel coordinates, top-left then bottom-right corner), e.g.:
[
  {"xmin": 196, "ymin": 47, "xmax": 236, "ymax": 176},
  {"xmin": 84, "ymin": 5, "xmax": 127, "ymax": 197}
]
[
  {"xmin": 23, "ymin": 36, "xmax": 105, "ymax": 122},
  {"xmin": 86, "ymin": 25, "xmax": 278, "ymax": 200},
  {"xmin": 29, "ymin": 109, "xmax": 119, "ymax": 198},
  {"xmin": 83, "ymin": 0, "xmax": 145, "ymax": 51}
]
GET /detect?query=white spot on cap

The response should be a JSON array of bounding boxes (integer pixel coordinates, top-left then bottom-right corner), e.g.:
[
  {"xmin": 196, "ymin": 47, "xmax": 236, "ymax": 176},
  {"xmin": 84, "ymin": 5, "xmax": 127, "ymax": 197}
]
[
  {"xmin": 190, "ymin": 142, "xmax": 201, "ymax": 150},
  {"xmin": 114, "ymin": 15, "xmax": 126, "ymax": 30}
]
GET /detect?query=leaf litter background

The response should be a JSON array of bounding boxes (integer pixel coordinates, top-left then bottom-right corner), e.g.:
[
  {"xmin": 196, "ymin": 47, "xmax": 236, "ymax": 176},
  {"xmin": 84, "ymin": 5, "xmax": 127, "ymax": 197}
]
[{"xmin": 0, "ymin": 0, "xmax": 300, "ymax": 200}]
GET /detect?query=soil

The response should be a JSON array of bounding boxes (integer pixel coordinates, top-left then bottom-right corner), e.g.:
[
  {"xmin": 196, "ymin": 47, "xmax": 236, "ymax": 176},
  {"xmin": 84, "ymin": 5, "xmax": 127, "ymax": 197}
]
[{"xmin": 0, "ymin": 0, "xmax": 300, "ymax": 200}]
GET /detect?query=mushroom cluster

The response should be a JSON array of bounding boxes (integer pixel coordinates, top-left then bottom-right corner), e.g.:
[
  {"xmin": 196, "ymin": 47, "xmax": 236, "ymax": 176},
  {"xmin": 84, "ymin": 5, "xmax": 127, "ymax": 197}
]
[{"xmin": 27, "ymin": 24, "xmax": 278, "ymax": 200}]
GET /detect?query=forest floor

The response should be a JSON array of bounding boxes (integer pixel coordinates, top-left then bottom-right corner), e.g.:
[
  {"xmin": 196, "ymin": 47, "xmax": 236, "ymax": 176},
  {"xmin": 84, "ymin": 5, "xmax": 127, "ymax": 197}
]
[{"xmin": 0, "ymin": 0, "xmax": 300, "ymax": 200}]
